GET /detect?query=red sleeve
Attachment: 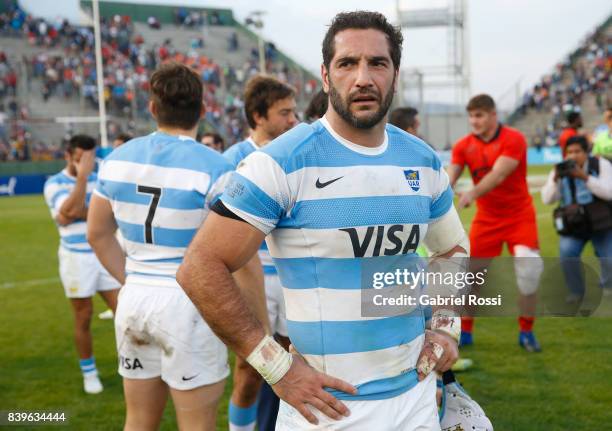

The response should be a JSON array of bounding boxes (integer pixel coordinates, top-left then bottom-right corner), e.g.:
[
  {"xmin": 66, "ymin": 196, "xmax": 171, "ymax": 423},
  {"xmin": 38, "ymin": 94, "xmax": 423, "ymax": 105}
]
[
  {"xmin": 501, "ymin": 131, "xmax": 526, "ymax": 161},
  {"xmin": 451, "ymin": 139, "xmax": 466, "ymax": 166}
]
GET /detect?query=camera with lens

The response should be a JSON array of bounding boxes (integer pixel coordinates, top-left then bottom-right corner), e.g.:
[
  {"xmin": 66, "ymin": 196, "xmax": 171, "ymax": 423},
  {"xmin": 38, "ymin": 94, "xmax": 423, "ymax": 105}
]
[{"xmin": 555, "ymin": 159, "xmax": 576, "ymax": 177}]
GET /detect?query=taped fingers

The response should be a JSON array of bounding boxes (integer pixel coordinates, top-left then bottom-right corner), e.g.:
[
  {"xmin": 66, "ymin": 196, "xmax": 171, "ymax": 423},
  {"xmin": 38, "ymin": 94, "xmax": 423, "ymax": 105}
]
[{"xmin": 417, "ymin": 341, "xmax": 443, "ymax": 379}]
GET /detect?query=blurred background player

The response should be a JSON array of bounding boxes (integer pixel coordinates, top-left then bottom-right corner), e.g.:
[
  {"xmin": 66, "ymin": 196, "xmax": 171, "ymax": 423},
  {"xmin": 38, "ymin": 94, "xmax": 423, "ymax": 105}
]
[
  {"xmin": 541, "ymin": 135, "xmax": 612, "ymax": 300},
  {"xmin": 558, "ymin": 111, "xmax": 584, "ymax": 156},
  {"xmin": 97, "ymin": 131, "xmax": 134, "ymax": 322},
  {"xmin": 389, "ymin": 106, "xmax": 420, "ymax": 136},
  {"xmin": 592, "ymin": 108, "xmax": 612, "ymax": 160},
  {"xmin": 222, "ymin": 74, "xmax": 297, "ymax": 431},
  {"xmin": 87, "ymin": 62, "xmax": 265, "ymax": 430},
  {"xmin": 200, "ymin": 132, "xmax": 225, "ymax": 153},
  {"xmin": 43, "ymin": 134, "xmax": 121, "ymax": 394},
  {"xmin": 448, "ymin": 94, "xmax": 544, "ymax": 352},
  {"xmin": 304, "ymin": 88, "xmax": 328, "ymax": 123},
  {"xmin": 113, "ymin": 132, "xmax": 134, "ymax": 149}
]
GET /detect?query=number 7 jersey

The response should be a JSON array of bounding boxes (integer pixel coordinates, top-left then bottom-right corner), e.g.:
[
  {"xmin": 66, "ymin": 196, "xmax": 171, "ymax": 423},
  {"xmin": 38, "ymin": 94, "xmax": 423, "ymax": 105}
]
[{"xmin": 95, "ymin": 132, "xmax": 233, "ymax": 287}]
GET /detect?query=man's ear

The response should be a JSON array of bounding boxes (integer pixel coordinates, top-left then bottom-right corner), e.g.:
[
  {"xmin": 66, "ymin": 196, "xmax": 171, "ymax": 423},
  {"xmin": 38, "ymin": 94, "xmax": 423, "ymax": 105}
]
[
  {"xmin": 393, "ymin": 68, "xmax": 399, "ymax": 93},
  {"xmin": 252, "ymin": 110, "xmax": 265, "ymax": 128},
  {"xmin": 148, "ymin": 100, "xmax": 157, "ymax": 120},
  {"xmin": 199, "ymin": 101, "xmax": 206, "ymax": 119},
  {"xmin": 321, "ymin": 64, "xmax": 330, "ymax": 93}
]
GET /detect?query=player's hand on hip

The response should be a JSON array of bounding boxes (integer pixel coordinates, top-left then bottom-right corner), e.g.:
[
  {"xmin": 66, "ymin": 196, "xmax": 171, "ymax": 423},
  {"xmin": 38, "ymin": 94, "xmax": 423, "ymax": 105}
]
[
  {"xmin": 76, "ymin": 150, "xmax": 96, "ymax": 178},
  {"xmin": 272, "ymin": 353, "xmax": 357, "ymax": 425},
  {"xmin": 416, "ymin": 329, "xmax": 459, "ymax": 381}
]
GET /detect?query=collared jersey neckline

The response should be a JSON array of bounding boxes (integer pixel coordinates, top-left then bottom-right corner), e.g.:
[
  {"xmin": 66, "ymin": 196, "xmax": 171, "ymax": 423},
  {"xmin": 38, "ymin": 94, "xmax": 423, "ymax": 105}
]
[{"xmin": 320, "ymin": 116, "xmax": 388, "ymax": 156}]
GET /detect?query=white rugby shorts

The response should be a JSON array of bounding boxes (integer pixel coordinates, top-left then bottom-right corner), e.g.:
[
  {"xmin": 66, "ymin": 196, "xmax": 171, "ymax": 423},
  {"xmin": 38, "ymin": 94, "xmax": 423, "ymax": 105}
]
[
  {"xmin": 58, "ymin": 246, "xmax": 120, "ymax": 298},
  {"xmin": 275, "ymin": 373, "xmax": 439, "ymax": 430},
  {"xmin": 114, "ymin": 281, "xmax": 229, "ymax": 390}
]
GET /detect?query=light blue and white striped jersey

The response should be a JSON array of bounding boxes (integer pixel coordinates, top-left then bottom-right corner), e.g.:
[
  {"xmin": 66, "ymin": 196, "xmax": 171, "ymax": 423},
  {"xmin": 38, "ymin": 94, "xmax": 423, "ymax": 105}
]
[
  {"xmin": 221, "ymin": 117, "xmax": 454, "ymax": 401},
  {"xmin": 223, "ymin": 137, "xmax": 259, "ymax": 168},
  {"xmin": 95, "ymin": 132, "xmax": 233, "ymax": 287},
  {"xmin": 223, "ymin": 137, "xmax": 276, "ymax": 274},
  {"xmin": 44, "ymin": 169, "xmax": 96, "ymax": 253}
]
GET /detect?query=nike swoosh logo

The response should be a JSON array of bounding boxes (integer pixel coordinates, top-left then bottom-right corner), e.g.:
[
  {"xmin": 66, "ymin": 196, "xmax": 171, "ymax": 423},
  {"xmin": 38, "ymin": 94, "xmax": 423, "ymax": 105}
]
[
  {"xmin": 316, "ymin": 176, "xmax": 344, "ymax": 188},
  {"xmin": 182, "ymin": 374, "xmax": 199, "ymax": 381}
]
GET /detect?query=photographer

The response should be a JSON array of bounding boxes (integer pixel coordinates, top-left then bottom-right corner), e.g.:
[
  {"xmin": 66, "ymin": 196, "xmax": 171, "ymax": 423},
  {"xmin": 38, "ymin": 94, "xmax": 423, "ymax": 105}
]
[{"xmin": 541, "ymin": 136, "xmax": 612, "ymax": 299}]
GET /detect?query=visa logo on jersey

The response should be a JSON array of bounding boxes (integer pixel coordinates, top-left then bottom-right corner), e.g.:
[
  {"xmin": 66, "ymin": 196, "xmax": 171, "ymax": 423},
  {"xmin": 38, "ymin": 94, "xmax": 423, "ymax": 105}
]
[
  {"xmin": 340, "ymin": 225, "xmax": 420, "ymax": 257},
  {"xmin": 404, "ymin": 170, "xmax": 420, "ymax": 191}
]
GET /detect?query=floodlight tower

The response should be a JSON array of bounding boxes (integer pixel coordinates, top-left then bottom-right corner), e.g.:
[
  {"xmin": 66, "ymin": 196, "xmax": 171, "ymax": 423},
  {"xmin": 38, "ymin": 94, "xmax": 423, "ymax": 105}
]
[{"xmin": 395, "ymin": 0, "xmax": 471, "ymax": 107}]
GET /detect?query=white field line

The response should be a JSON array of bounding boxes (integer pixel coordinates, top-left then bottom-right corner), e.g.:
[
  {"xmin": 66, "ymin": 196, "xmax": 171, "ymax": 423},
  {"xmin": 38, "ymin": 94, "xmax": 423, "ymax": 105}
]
[{"xmin": 1, "ymin": 277, "xmax": 59, "ymax": 289}]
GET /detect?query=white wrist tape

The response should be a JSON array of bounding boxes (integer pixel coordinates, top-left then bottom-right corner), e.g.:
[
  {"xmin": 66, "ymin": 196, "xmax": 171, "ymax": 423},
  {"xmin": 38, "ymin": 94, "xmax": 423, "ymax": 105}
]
[
  {"xmin": 431, "ymin": 309, "xmax": 461, "ymax": 343},
  {"xmin": 246, "ymin": 335, "xmax": 293, "ymax": 385}
]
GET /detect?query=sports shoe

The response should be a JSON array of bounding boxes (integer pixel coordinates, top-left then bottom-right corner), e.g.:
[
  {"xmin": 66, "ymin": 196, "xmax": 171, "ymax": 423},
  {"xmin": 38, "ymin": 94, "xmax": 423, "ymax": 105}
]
[
  {"xmin": 459, "ymin": 331, "xmax": 473, "ymax": 346},
  {"xmin": 83, "ymin": 373, "xmax": 103, "ymax": 394},
  {"xmin": 98, "ymin": 309, "xmax": 114, "ymax": 320},
  {"xmin": 451, "ymin": 357, "xmax": 474, "ymax": 372},
  {"xmin": 440, "ymin": 382, "xmax": 493, "ymax": 431},
  {"xmin": 518, "ymin": 331, "xmax": 541, "ymax": 353}
]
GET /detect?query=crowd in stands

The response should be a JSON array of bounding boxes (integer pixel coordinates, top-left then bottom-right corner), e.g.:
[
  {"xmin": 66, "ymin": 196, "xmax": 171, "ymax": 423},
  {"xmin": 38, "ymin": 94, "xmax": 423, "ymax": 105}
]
[
  {"xmin": 0, "ymin": 3, "xmax": 319, "ymax": 161},
  {"xmin": 515, "ymin": 20, "xmax": 611, "ymax": 148},
  {"xmin": 0, "ymin": 49, "xmax": 59, "ymax": 161}
]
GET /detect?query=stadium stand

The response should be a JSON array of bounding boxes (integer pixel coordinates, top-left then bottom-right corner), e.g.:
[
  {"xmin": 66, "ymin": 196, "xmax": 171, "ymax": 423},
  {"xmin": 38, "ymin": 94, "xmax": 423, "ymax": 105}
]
[
  {"xmin": 0, "ymin": 0, "xmax": 319, "ymax": 161},
  {"xmin": 508, "ymin": 15, "xmax": 611, "ymax": 148}
]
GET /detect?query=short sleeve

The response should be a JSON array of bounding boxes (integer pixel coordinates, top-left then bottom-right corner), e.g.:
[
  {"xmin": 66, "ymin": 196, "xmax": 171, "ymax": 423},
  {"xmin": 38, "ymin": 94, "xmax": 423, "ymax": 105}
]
[
  {"xmin": 501, "ymin": 132, "xmax": 526, "ymax": 161},
  {"xmin": 206, "ymin": 169, "xmax": 233, "ymax": 209},
  {"xmin": 222, "ymin": 145, "xmax": 243, "ymax": 168},
  {"xmin": 220, "ymin": 151, "xmax": 291, "ymax": 235},
  {"xmin": 43, "ymin": 179, "xmax": 69, "ymax": 218},
  {"xmin": 430, "ymin": 157, "xmax": 454, "ymax": 221},
  {"xmin": 94, "ymin": 161, "xmax": 110, "ymax": 200},
  {"xmin": 451, "ymin": 140, "xmax": 465, "ymax": 166}
]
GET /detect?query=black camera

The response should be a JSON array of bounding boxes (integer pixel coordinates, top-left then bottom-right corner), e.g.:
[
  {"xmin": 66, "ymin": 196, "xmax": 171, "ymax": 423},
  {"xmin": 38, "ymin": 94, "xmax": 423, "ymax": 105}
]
[{"xmin": 555, "ymin": 159, "xmax": 576, "ymax": 177}]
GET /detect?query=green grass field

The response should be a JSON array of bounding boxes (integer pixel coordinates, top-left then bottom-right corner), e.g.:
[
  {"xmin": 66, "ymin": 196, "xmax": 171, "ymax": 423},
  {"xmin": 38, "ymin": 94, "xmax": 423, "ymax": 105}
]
[{"xmin": 1, "ymin": 166, "xmax": 612, "ymax": 430}]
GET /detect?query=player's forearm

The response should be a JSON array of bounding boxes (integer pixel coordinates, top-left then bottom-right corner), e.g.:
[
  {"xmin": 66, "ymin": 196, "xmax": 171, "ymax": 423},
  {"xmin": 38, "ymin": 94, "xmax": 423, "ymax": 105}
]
[
  {"xmin": 232, "ymin": 254, "xmax": 271, "ymax": 335},
  {"xmin": 177, "ymin": 252, "xmax": 267, "ymax": 359},
  {"xmin": 89, "ymin": 232, "xmax": 126, "ymax": 284},
  {"xmin": 447, "ymin": 164, "xmax": 463, "ymax": 188},
  {"xmin": 59, "ymin": 176, "xmax": 88, "ymax": 220},
  {"xmin": 472, "ymin": 170, "xmax": 505, "ymax": 199}
]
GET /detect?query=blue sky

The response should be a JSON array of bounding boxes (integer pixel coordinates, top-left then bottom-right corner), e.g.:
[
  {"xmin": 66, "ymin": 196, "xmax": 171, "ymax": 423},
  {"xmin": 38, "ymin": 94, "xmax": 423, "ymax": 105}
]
[{"xmin": 19, "ymin": 0, "xmax": 612, "ymax": 108}]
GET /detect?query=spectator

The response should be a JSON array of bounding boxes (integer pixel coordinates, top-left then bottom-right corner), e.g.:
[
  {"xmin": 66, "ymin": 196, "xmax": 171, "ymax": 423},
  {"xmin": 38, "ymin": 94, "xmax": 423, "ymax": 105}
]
[
  {"xmin": 113, "ymin": 132, "xmax": 133, "ymax": 149},
  {"xmin": 558, "ymin": 111, "xmax": 583, "ymax": 156},
  {"xmin": 541, "ymin": 135, "xmax": 612, "ymax": 300},
  {"xmin": 304, "ymin": 89, "xmax": 327, "ymax": 122},
  {"xmin": 147, "ymin": 16, "xmax": 161, "ymax": 30},
  {"xmin": 389, "ymin": 106, "xmax": 420, "ymax": 136},
  {"xmin": 199, "ymin": 132, "xmax": 224, "ymax": 152}
]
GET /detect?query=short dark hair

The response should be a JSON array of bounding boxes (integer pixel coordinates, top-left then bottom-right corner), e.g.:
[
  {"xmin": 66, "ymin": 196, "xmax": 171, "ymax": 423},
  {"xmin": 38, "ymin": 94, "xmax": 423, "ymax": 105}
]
[
  {"xmin": 566, "ymin": 111, "xmax": 581, "ymax": 125},
  {"xmin": 115, "ymin": 132, "xmax": 133, "ymax": 144},
  {"xmin": 566, "ymin": 135, "xmax": 588, "ymax": 152},
  {"xmin": 389, "ymin": 107, "xmax": 418, "ymax": 131},
  {"xmin": 244, "ymin": 75, "xmax": 295, "ymax": 130},
  {"xmin": 149, "ymin": 62, "xmax": 203, "ymax": 130},
  {"xmin": 66, "ymin": 134, "xmax": 96, "ymax": 153},
  {"xmin": 304, "ymin": 89, "xmax": 328, "ymax": 122},
  {"xmin": 322, "ymin": 11, "xmax": 403, "ymax": 70},
  {"xmin": 201, "ymin": 132, "xmax": 224, "ymax": 148},
  {"xmin": 466, "ymin": 94, "xmax": 496, "ymax": 112}
]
